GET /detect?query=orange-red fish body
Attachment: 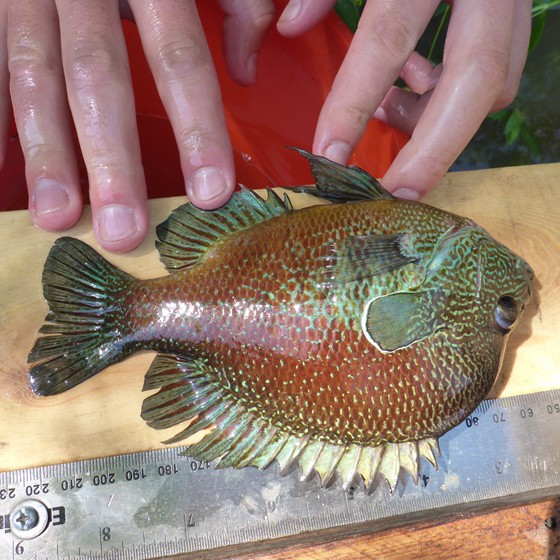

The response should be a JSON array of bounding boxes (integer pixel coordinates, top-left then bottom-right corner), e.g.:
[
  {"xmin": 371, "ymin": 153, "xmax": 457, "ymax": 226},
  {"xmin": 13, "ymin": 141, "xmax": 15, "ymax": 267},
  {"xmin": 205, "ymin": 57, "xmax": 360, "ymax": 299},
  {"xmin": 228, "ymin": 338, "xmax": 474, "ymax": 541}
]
[{"xmin": 122, "ymin": 199, "xmax": 526, "ymax": 445}]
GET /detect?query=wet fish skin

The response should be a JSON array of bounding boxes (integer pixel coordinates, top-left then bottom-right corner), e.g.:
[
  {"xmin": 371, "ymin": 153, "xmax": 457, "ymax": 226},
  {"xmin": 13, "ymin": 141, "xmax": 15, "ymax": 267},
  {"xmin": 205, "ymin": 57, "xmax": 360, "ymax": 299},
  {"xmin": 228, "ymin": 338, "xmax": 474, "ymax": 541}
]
[{"xmin": 28, "ymin": 150, "xmax": 533, "ymax": 489}]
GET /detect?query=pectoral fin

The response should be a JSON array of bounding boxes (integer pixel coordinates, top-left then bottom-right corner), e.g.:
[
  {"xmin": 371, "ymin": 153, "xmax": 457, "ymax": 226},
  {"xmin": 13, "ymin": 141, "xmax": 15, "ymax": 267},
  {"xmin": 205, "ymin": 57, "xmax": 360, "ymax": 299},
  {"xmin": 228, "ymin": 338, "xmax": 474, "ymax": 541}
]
[
  {"xmin": 364, "ymin": 289, "xmax": 447, "ymax": 352},
  {"xmin": 321, "ymin": 233, "xmax": 420, "ymax": 284}
]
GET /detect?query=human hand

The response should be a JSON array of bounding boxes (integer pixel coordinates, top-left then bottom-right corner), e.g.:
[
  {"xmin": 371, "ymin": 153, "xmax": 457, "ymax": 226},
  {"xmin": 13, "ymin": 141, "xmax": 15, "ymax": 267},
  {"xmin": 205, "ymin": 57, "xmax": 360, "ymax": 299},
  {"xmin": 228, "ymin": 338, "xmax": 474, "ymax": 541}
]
[
  {"xmin": 278, "ymin": 0, "xmax": 532, "ymax": 199},
  {"xmin": 1, "ymin": 0, "xmax": 279, "ymax": 252}
]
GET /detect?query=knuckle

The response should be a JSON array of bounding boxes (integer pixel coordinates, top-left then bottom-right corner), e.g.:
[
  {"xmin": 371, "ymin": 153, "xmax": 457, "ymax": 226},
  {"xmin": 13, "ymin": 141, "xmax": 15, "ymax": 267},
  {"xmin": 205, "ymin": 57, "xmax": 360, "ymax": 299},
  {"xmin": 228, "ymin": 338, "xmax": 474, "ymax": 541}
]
[
  {"xmin": 494, "ymin": 82, "xmax": 519, "ymax": 111},
  {"xmin": 221, "ymin": 0, "xmax": 276, "ymax": 28},
  {"xmin": 247, "ymin": 3, "xmax": 276, "ymax": 33},
  {"xmin": 177, "ymin": 125, "xmax": 221, "ymax": 155},
  {"xmin": 424, "ymin": 148, "xmax": 454, "ymax": 171},
  {"xmin": 367, "ymin": 14, "xmax": 417, "ymax": 58},
  {"xmin": 343, "ymin": 102, "xmax": 374, "ymax": 131},
  {"xmin": 8, "ymin": 43, "xmax": 59, "ymax": 88},
  {"xmin": 67, "ymin": 39, "xmax": 124, "ymax": 85},
  {"xmin": 88, "ymin": 155, "xmax": 133, "ymax": 187},
  {"xmin": 179, "ymin": 128, "xmax": 204, "ymax": 152},
  {"xmin": 470, "ymin": 48, "xmax": 510, "ymax": 95},
  {"xmin": 156, "ymin": 38, "xmax": 209, "ymax": 79},
  {"xmin": 23, "ymin": 140, "xmax": 62, "ymax": 162}
]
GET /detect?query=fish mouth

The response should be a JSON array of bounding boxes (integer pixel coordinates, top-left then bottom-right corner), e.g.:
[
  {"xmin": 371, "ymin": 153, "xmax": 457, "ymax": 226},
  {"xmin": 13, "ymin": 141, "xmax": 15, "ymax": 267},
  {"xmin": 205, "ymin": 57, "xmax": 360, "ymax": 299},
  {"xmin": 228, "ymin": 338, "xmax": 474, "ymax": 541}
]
[{"xmin": 520, "ymin": 261, "xmax": 534, "ymax": 297}]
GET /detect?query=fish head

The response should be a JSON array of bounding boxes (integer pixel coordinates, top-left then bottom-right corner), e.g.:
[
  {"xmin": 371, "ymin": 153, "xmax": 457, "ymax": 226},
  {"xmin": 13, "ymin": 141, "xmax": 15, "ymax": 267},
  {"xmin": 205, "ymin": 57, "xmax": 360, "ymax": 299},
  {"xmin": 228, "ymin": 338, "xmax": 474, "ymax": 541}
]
[
  {"xmin": 364, "ymin": 224, "xmax": 533, "ymax": 362},
  {"xmin": 423, "ymin": 224, "xmax": 534, "ymax": 370}
]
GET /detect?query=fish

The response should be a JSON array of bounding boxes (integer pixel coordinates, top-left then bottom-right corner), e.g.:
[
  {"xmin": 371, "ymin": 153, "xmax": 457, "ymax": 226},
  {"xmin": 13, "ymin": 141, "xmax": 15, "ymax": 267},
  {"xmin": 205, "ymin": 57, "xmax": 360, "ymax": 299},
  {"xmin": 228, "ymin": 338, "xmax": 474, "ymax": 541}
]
[{"xmin": 28, "ymin": 149, "xmax": 533, "ymax": 492}]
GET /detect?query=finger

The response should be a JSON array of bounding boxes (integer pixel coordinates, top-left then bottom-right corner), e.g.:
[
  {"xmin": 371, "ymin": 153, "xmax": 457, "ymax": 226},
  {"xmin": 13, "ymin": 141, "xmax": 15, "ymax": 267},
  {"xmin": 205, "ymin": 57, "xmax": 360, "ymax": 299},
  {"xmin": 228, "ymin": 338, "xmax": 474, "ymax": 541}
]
[
  {"xmin": 313, "ymin": 0, "xmax": 440, "ymax": 164},
  {"xmin": 0, "ymin": 6, "xmax": 10, "ymax": 169},
  {"xmin": 130, "ymin": 0, "xmax": 235, "ymax": 210},
  {"xmin": 217, "ymin": 0, "xmax": 276, "ymax": 85},
  {"xmin": 372, "ymin": 53, "xmax": 440, "ymax": 133},
  {"xmin": 400, "ymin": 52, "xmax": 442, "ymax": 95},
  {"xmin": 491, "ymin": 0, "xmax": 531, "ymax": 112},
  {"xmin": 382, "ymin": 0, "xmax": 516, "ymax": 198},
  {"xmin": 7, "ymin": 0, "xmax": 82, "ymax": 231},
  {"xmin": 276, "ymin": 0, "xmax": 337, "ymax": 37},
  {"xmin": 56, "ymin": 0, "xmax": 148, "ymax": 252},
  {"xmin": 374, "ymin": 86, "xmax": 433, "ymax": 137}
]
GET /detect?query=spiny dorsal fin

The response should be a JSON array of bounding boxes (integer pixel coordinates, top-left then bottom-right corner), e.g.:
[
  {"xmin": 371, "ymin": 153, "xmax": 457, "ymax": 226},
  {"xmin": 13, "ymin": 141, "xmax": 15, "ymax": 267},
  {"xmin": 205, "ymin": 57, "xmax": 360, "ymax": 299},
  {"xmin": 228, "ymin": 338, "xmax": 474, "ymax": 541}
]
[
  {"xmin": 290, "ymin": 148, "xmax": 393, "ymax": 202},
  {"xmin": 156, "ymin": 188, "xmax": 292, "ymax": 272}
]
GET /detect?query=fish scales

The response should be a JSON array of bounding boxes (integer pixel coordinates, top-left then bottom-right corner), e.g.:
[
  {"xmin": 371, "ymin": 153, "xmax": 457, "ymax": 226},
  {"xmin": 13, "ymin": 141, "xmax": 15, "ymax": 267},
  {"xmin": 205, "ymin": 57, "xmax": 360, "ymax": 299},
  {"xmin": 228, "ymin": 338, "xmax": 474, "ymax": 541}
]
[
  {"xmin": 117, "ymin": 201, "xmax": 471, "ymax": 446},
  {"xmin": 28, "ymin": 150, "xmax": 533, "ymax": 490}
]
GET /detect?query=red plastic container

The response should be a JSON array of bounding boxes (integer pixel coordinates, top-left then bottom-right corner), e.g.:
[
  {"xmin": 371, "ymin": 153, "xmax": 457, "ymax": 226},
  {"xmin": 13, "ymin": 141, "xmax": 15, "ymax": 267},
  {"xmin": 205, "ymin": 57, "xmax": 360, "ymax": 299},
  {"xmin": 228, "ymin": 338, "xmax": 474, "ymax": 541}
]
[{"xmin": 0, "ymin": 1, "xmax": 407, "ymax": 212}]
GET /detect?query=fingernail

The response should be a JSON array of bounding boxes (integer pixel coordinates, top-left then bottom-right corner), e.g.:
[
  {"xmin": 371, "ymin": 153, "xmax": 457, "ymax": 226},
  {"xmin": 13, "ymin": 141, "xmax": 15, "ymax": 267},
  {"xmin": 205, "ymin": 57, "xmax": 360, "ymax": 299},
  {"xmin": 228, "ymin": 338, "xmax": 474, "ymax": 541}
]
[
  {"xmin": 279, "ymin": 0, "xmax": 302, "ymax": 23},
  {"xmin": 247, "ymin": 52, "xmax": 258, "ymax": 82},
  {"xmin": 191, "ymin": 167, "xmax": 228, "ymax": 202},
  {"xmin": 374, "ymin": 107, "xmax": 389, "ymax": 123},
  {"xmin": 34, "ymin": 179, "xmax": 70, "ymax": 216},
  {"xmin": 393, "ymin": 188, "xmax": 421, "ymax": 201},
  {"xmin": 324, "ymin": 141, "xmax": 351, "ymax": 164},
  {"xmin": 98, "ymin": 205, "xmax": 138, "ymax": 242}
]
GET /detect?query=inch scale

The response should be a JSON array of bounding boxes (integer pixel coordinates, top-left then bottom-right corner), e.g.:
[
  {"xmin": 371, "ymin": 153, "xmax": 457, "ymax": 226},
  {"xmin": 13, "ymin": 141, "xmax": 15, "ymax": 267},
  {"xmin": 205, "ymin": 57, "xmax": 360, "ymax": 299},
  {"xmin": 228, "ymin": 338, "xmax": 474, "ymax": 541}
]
[{"xmin": 1, "ymin": 388, "xmax": 560, "ymax": 560}]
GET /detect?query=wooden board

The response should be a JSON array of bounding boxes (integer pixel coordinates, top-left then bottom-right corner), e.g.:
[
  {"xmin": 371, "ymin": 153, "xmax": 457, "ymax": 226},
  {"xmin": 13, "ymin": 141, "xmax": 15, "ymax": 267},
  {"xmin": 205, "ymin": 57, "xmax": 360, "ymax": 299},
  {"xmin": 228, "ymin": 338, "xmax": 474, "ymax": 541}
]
[
  {"xmin": 1, "ymin": 163, "xmax": 559, "ymax": 473},
  {"xmin": 1, "ymin": 162, "xmax": 559, "ymax": 559},
  {"xmin": 243, "ymin": 498, "xmax": 560, "ymax": 560}
]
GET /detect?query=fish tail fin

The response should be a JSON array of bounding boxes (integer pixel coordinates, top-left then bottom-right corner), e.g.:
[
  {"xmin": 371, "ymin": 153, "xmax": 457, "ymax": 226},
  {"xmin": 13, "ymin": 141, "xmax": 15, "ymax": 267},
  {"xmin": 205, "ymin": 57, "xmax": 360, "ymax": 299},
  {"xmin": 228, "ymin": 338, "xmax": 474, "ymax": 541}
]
[{"xmin": 28, "ymin": 237, "xmax": 135, "ymax": 396}]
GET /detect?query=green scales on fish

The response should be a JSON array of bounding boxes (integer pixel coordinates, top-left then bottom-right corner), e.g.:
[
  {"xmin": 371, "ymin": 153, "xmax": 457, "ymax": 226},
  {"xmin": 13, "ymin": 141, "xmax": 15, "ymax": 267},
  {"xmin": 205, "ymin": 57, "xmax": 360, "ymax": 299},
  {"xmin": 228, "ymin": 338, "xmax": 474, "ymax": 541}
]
[{"xmin": 28, "ymin": 150, "xmax": 533, "ymax": 492}]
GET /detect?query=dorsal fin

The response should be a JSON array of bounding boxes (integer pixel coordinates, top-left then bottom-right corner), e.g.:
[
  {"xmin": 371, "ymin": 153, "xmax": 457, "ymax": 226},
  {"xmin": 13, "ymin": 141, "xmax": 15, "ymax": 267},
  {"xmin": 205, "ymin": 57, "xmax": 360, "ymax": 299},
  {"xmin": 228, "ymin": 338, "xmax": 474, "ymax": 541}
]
[
  {"xmin": 156, "ymin": 187, "xmax": 292, "ymax": 272},
  {"xmin": 290, "ymin": 148, "xmax": 393, "ymax": 202}
]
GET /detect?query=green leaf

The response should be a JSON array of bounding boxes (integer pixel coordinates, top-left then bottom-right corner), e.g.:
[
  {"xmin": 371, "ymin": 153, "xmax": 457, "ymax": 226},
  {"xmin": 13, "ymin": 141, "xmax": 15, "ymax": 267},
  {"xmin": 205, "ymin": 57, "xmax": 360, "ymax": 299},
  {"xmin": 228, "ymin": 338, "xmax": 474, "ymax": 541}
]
[
  {"xmin": 504, "ymin": 108, "xmax": 525, "ymax": 145},
  {"xmin": 334, "ymin": 0, "xmax": 365, "ymax": 33},
  {"xmin": 532, "ymin": 0, "xmax": 560, "ymax": 18},
  {"xmin": 488, "ymin": 108, "xmax": 510, "ymax": 123},
  {"xmin": 529, "ymin": 11, "xmax": 547, "ymax": 53},
  {"xmin": 427, "ymin": 3, "xmax": 450, "ymax": 62},
  {"xmin": 520, "ymin": 126, "xmax": 541, "ymax": 158}
]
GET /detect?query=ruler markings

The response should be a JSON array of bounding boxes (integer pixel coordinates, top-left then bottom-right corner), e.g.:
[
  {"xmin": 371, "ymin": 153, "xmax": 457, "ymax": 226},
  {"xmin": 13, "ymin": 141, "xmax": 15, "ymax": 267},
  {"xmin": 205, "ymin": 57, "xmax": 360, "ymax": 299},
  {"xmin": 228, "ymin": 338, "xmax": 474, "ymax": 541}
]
[{"xmin": 1, "ymin": 389, "xmax": 560, "ymax": 559}]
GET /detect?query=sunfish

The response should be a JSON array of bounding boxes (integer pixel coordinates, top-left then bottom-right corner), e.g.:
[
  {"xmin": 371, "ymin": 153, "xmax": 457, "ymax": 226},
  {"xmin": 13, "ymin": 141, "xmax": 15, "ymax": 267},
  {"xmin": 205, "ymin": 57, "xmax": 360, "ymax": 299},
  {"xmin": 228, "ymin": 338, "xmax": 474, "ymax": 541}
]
[{"xmin": 28, "ymin": 150, "xmax": 533, "ymax": 492}]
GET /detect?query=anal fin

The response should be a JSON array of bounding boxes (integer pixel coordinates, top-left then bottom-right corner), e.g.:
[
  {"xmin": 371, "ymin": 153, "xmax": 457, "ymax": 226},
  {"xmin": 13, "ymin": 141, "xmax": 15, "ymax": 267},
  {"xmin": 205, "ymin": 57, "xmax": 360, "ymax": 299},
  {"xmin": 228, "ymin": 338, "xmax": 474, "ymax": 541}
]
[{"xmin": 141, "ymin": 354, "xmax": 441, "ymax": 493}]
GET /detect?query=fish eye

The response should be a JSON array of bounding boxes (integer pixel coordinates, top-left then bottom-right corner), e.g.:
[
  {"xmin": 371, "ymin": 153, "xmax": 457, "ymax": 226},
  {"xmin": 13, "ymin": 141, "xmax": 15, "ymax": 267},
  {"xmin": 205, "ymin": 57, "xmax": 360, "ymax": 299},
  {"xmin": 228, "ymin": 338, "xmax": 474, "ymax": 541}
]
[{"xmin": 494, "ymin": 295, "xmax": 519, "ymax": 332}]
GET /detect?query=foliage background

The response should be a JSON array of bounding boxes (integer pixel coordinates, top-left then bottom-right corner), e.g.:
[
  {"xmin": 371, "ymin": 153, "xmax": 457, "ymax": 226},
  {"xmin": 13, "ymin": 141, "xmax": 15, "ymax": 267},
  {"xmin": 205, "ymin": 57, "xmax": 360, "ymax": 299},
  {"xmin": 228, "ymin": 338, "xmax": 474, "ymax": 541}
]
[{"xmin": 335, "ymin": 1, "xmax": 560, "ymax": 171}]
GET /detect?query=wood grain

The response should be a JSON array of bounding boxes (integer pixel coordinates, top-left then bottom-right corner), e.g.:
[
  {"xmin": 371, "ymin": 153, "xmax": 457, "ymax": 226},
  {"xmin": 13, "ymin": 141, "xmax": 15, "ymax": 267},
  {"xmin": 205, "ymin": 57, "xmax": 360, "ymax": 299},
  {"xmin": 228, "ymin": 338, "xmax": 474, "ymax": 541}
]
[
  {"xmin": 239, "ymin": 498, "xmax": 560, "ymax": 560},
  {"xmin": 0, "ymin": 163, "xmax": 559, "ymax": 558}
]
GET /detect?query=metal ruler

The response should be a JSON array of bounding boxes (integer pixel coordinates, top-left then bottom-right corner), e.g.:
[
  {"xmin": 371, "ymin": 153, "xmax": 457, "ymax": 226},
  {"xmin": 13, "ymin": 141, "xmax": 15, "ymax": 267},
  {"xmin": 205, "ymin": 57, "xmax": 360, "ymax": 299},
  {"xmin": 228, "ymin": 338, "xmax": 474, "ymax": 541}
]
[{"xmin": 1, "ymin": 389, "xmax": 560, "ymax": 560}]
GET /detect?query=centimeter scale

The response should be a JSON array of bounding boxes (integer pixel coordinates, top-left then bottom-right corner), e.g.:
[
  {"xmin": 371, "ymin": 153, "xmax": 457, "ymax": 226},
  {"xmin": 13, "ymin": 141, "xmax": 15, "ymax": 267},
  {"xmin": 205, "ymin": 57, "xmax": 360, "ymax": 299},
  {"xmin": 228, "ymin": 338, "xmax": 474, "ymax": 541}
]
[{"xmin": 1, "ymin": 388, "xmax": 560, "ymax": 560}]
